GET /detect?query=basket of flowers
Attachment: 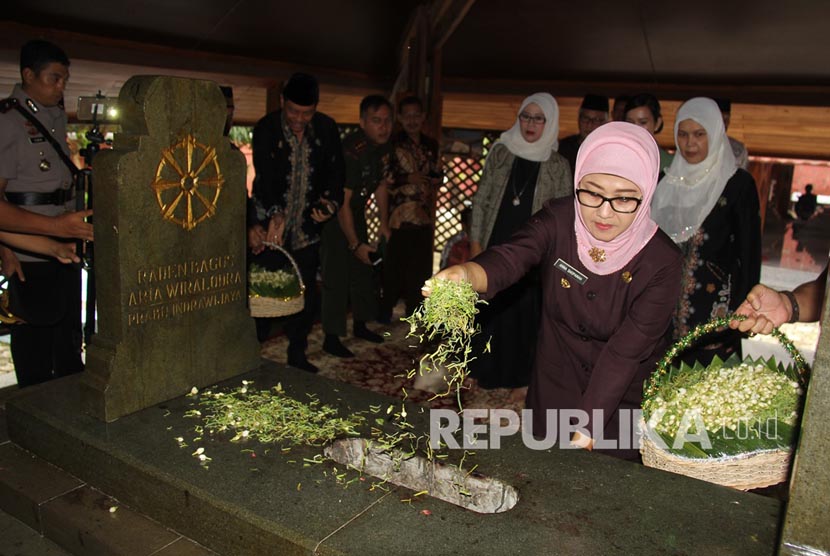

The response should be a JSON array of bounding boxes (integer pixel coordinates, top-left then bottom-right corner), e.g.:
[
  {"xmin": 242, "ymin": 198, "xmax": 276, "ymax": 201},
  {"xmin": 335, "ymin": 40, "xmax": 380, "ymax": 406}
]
[
  {"xmin": 640, "ymin": 315, "xmax": 809, "ymax": 490},
  {"xmin": 248, "ymin": 243, "xmax": 305, "ymax": 318}
]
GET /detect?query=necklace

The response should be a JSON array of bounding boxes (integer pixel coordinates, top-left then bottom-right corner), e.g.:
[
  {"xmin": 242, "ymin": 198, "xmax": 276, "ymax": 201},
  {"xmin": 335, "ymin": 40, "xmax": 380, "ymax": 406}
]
[{"xmin": 512, "ymin": 178, "xmax": 529, "ymax": 206}]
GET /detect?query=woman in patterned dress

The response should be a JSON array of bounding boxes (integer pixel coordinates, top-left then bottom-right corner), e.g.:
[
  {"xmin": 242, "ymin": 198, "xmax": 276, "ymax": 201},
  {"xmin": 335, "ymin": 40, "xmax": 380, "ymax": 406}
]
[{"xmin": 651, "ymin": 97, "xmax": 761, "ymax": 366}]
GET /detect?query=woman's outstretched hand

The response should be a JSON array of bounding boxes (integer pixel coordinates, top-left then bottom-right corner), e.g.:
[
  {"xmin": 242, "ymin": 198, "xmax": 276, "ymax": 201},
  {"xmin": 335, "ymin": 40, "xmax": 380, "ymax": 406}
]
[
  {"xmin": 421, "ymin": 265, "xmax": 469, "ymax": 297},
  {"xmin": 422, "ymin": 262, "xmax": 489, "ymax": 297}
]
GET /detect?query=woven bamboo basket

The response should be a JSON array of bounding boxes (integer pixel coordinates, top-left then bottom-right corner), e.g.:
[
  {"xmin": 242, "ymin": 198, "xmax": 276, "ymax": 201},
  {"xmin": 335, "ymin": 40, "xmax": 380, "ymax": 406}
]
[
  {"xmin": 640, "ymin": 315, "xmax": 809, "ymax": 490},
  {"xmin": 248, "ymin": 243, "xmax": 306, "ymax": 318}
]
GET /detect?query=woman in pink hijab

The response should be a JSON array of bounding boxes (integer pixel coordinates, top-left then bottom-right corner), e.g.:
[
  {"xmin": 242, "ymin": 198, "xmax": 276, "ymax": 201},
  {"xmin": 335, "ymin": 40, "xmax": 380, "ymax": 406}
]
[{"xmin": 430, "ymin": 122, "xmax": 682, "ymax": 459}]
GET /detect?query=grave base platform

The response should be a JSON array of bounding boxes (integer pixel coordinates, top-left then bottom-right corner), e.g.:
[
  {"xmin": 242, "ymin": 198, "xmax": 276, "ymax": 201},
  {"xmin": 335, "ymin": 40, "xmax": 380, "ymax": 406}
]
[{"xmin": 5, "ymin": 361, "xmax": 782, "ymax": 555}]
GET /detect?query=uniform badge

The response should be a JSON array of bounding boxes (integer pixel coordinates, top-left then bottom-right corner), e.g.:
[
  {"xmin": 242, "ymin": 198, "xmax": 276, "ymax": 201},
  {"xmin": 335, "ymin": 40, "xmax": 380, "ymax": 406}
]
[
  {"xmin": 560, "ymin": 278, "xmax": 571, "ymax": 289},
  {"xmin": 553, "ymin": 258, "xmax": 588, "ymax": 285},
  {"xmin": 25, "ymin": 98, "xmax": 38, "ymax": 113},
  {"xmin": 622, "ymin": 271, "xmax": 632, "ymax": 284},
  {"xmin": 39, "ymin": 159, "xmax": 51, "ymax": 171}
]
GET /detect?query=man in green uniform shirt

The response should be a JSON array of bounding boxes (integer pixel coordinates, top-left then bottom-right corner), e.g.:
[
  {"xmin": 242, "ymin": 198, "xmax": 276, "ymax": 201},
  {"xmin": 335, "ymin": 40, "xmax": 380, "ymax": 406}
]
[{"xmin": 321, "ymin": 95, "xmax": 393, "ymax": 357}]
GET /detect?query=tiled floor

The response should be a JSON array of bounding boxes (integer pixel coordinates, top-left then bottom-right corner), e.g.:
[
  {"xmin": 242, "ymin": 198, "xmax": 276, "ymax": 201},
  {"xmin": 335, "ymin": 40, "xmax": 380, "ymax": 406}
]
[{"xmin": 0, "ymin": 508, "xmax": 71, "ymax": 556}]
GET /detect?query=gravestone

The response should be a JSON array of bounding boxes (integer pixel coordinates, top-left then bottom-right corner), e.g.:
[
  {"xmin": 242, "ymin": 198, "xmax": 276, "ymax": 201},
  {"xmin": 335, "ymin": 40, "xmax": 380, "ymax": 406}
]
[
  {"xmin": 779, "ymin": 268, "xmax": 830, "ymax": 555},
  {"xmin": 82, "ymin": 75, "xmax": 261, "ymax": 422}
]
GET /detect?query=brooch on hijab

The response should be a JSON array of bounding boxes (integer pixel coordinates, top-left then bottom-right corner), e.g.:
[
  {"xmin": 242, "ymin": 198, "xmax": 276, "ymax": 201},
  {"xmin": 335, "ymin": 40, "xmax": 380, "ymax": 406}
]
[
  {"xmin": 588, "ymin": 247, "xmax": 606, "ymax": 263},
  {"xmin": 622, "ymin": 271, "xmax": 632, "ymax": 284}
]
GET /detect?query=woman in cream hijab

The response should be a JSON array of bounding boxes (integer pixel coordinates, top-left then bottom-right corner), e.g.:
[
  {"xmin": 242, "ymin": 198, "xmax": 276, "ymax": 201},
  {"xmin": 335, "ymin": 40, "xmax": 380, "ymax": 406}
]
[
  {"xmin": 468, "ymin": 93, "xmax": 571, "ymax": 395},
  {"xmin": 651, "ymin": 97, "xmax": 761, "ymax": 366}
]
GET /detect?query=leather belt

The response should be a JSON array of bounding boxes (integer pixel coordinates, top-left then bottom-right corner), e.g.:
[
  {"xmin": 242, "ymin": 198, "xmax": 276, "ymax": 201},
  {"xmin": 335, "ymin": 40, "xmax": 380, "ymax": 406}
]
[{"xmin": 5, "ymin": 189, "xmax": 75, "ymax": 206}]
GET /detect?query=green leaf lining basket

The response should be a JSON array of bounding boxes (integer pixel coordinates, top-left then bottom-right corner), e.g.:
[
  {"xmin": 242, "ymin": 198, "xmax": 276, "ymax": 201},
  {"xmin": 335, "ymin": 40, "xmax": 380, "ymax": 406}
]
[
  {"xmin": 248, "ymin": 243, "xmax": 305, "ymax": 318},
  {"xmin": 640, "ymin": 315, "xmax": 810, "ymax": 490}
]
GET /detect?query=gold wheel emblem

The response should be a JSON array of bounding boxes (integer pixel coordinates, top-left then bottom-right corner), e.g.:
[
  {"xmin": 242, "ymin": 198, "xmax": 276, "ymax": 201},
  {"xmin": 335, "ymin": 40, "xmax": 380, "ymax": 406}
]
[{"xmin": 151, "ymin": 134, "xmax": 223, "ymax": 230}]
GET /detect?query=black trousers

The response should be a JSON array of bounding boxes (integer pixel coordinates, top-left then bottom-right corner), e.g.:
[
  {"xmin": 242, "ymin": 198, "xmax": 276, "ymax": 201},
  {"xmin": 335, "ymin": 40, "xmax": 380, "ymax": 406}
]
[
  {"xmin": 380, "ymin": 225, "xmax": 433, "ymax": 318},
  {"xmin": 9, "ymin": 260, "xmax": 84, "ymax": 387},
  {"xmin": 250, "ymin": 244, "xmax": 320, "ymax": 352},
  {"xmin": 320, "ymin": 220, "xmax": 379, "ymax": 336}
]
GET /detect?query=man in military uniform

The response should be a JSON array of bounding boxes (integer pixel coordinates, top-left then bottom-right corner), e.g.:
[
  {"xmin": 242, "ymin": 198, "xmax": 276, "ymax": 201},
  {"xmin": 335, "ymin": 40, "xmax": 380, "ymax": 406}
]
[
  {"xmin": 320, "ymin": 95, "xmax": 393, "ymax": 358},
  {"xmin": 248, "ymin": 73, "xmax": 344, "ymax": 373},
  {"xmin": 0, "ymin": 40, "xmax": 93, "ymax": 387}
]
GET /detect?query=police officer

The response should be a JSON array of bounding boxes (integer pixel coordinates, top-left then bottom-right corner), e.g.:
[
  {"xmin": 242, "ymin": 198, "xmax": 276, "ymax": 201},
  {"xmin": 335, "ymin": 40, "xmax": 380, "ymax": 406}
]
[
  {"xmin": 0, "ymin": 40, "xmax": 93, "ymax": 387},
  {"xmin": 320, "ymin": 95, "xmax": 393, "ymax": 358}
]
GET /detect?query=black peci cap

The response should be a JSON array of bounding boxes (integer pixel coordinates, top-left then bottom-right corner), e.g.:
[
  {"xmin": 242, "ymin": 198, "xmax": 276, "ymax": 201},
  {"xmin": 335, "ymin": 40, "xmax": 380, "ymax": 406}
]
[
  {"xmin": 581, "ymin": 94, "xmax": 609, "ymax": 112},
  {"xmin": 283, "ymin": 73, "xmax": 319, "ymax": 106}
]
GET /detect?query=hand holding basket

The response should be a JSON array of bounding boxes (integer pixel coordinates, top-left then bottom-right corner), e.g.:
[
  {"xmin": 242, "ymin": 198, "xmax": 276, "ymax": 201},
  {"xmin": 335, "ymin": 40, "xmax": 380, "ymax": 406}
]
[
  {"xmin": 640, "ymin": 314, "xmax": 809, "ymax": 490},
  {"xmin": 248, "ymin": 243, "xmax": 305, "ymax": 318}
]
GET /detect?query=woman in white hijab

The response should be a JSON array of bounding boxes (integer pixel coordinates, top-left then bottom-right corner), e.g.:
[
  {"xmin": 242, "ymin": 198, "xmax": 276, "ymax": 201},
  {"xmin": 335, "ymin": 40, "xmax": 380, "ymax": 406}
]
[
  {"xmin": 468, "ymin": 93, "xmax": 571, "ymax": 393},
  {"xmin": 651, "ymin": 97, "xmax": 761, "ymax": 366}
]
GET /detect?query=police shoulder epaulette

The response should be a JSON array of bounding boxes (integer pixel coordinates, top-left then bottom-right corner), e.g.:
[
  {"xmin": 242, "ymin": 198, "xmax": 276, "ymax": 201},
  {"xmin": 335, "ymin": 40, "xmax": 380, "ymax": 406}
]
[{"xmin": 350, "ymin": 137, "xmax": 368, "ymax": 154}]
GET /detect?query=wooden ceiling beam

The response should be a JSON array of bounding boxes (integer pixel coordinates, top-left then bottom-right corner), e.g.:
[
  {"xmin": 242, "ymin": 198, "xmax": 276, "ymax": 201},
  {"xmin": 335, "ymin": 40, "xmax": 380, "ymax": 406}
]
[
  {"xmin": 428, "ymin": 0, "xmax": 476, "ymax": 51},
  {"xmin": 442, "ymin": 76, "xmax": 830, "ymax": 108},
  {"xmin": 0, "ymin": 21, "xmax": 388, "ymax": 92}
]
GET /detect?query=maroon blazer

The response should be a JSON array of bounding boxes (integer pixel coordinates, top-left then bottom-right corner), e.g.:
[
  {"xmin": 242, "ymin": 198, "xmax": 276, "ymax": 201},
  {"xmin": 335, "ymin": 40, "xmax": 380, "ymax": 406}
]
[{"xmin": 475, "ymin": 198, "xmax": 682, "ymax": 444}]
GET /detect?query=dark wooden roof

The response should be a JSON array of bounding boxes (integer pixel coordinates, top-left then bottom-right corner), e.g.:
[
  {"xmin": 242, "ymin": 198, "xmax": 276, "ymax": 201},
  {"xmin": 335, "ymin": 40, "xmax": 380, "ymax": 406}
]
[
  {"xmin": 2, "ymin": 0, "xmax": 829, "ymax": 128},
  {"xmin": 445, "ymin": 0, "xmax": 830, "ymax": 88},
  {"xmin": 5, "ymin": 0, "xmax": 421, "ymax": 78}
]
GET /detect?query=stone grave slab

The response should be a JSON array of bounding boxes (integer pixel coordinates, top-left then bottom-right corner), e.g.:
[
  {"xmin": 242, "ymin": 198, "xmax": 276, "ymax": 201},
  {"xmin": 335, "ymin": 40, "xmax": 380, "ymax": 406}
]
[
  {"xmin": 779, "ymin": 271, "xmax": 830, "ymax": 555},
  {"xmin": 82, "ymin": 75, "xmax": 260, "ymax": 422},
  {"xmin": 7, "ymin": 361, "xmax": 782, "ymax": 556}
]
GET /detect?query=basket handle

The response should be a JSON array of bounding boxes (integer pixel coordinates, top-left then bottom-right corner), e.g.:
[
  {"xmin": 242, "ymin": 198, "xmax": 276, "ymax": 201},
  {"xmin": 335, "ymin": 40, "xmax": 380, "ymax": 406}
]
[
  {"xmin": 261, "ymin": 242, "xmax": 306, "ymax": 293},
  {"xmin": 644, "ymin": 314, "xmax": 810, "ymax": 401}
]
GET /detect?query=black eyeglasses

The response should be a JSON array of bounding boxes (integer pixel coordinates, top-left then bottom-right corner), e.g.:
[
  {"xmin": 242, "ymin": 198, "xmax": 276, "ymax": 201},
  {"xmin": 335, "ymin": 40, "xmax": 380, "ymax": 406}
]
[
  {"xmin": 579, "ymin": 114, "xmax": 607, "ymax": 126},
  {"xmin": 518, "ymin": 113, "xmax": 546, "ymax": 125},
  {"xmin": 576, "ymin": 189, "xmax": 642, "ymax": 214}
]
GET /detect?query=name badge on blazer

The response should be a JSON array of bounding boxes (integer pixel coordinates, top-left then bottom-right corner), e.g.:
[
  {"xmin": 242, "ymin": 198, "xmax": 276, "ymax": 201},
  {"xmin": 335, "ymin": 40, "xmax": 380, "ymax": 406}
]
[{"xmin": 554, "ymin": 258, "xmax": 588, "ymax": 285}]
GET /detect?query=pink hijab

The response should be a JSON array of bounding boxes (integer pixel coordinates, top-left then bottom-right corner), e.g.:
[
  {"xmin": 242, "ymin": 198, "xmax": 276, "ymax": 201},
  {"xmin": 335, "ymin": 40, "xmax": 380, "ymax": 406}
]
[{"xmin": 573, "ymin": 122, "xmax": 660, "ymax": 275}]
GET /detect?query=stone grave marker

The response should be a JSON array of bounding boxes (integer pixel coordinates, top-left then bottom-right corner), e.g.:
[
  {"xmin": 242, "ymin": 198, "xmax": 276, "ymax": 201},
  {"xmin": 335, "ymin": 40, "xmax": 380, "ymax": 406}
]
[
  {"xmin": 82, "ymin": 75, "xmax": 261, "ymax": 422},
  {"xmin": 780, "ymin": 269, "xmax": 830, "ymax": 555}
]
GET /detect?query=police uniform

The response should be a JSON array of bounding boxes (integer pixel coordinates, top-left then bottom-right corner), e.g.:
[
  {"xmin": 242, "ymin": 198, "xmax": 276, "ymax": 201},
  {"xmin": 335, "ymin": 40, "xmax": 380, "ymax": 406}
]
[
  {"xmin": 320, "ymin": 129, "xmax": 392, "ymax": 336},
  {"xmin": 0, "ymin": 84, "xmax": 83, "ymax": 387}
]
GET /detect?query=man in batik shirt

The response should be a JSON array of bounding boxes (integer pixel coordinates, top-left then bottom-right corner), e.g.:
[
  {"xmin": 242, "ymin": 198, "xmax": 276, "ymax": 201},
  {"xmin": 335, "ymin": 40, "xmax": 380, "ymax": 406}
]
[
  {"xmin": 248, "ymin": 73, "xmax": 344, "ymax": 373},
  {"xmin": 379, "ymin": 96, "xmax": 441, "ymax": 321}
]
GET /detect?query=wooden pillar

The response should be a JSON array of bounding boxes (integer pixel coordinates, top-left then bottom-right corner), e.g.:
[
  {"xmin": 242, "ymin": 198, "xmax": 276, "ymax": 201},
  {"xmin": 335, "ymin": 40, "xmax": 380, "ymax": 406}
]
[
  {"xmin": 393, "ymin": 0, "xmax": 475, "ymax": 140},
  {"xmin": 265, "ymin": 82, "xmax": 283, "ymax": 115},
  {"xmin": 426, "ymin": 46, "xmax": 443, "ymax": 142}
]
